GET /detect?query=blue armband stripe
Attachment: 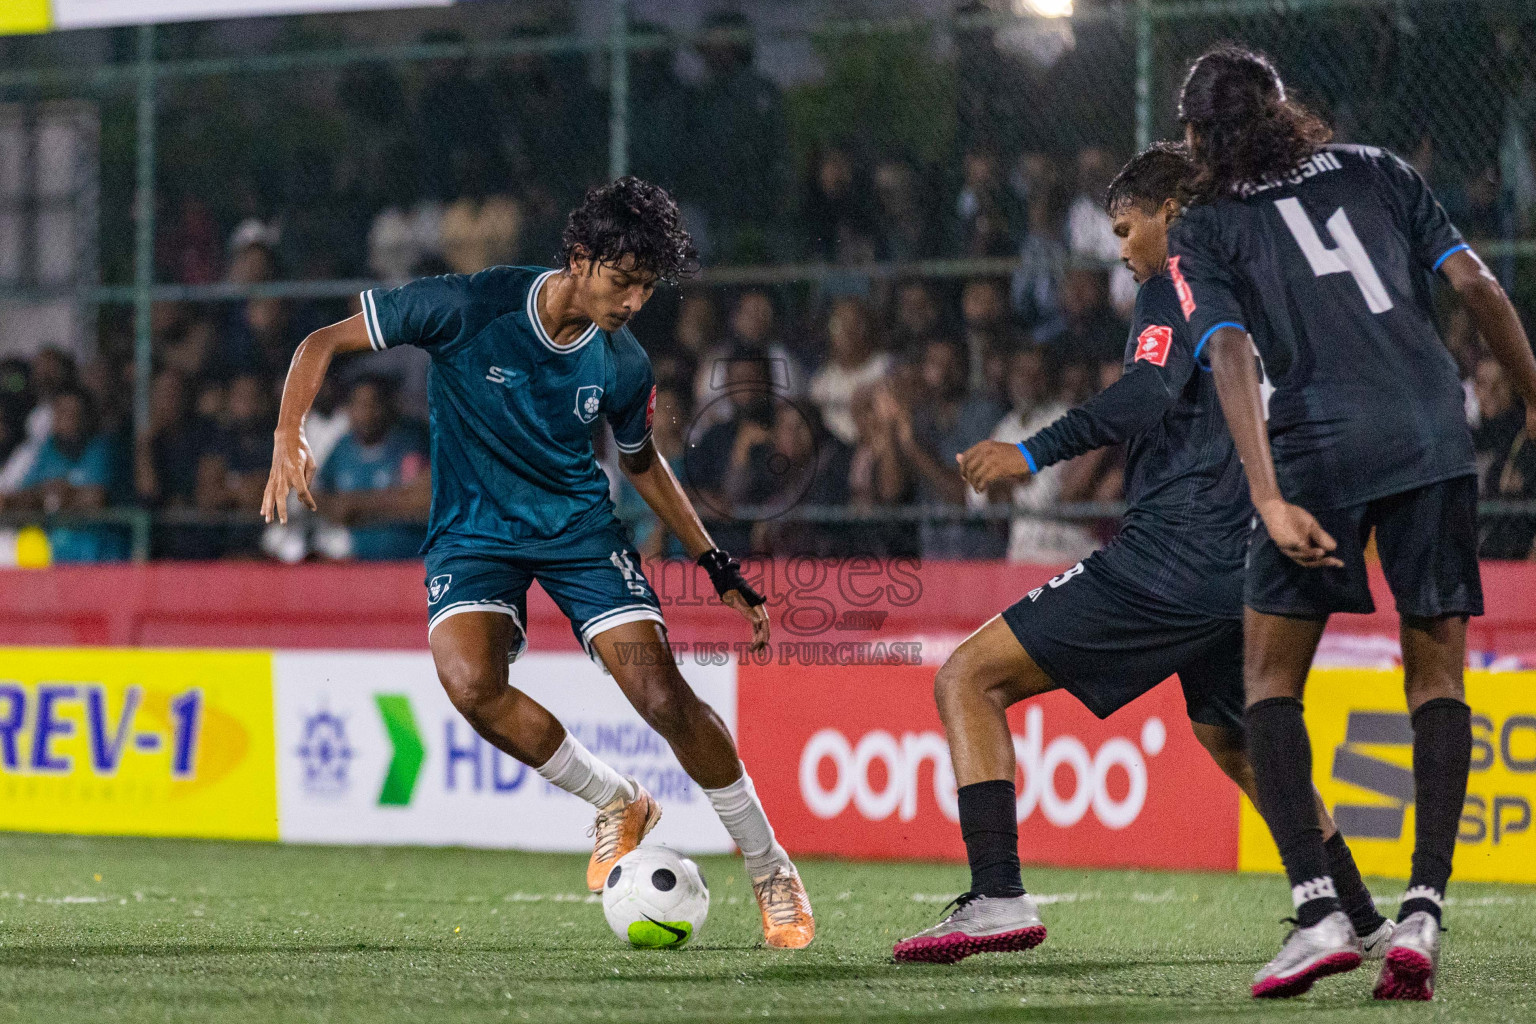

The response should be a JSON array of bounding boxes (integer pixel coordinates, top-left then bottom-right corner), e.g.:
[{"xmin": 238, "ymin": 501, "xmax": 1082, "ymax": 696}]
[
  {"xmin": 1432, "ymin": 243, "xmax": 1469, "ymax": 273},
  {"xmin": 1193, "ymin": 321, "xmax": 1245, "ymax": 363},
  {"xmin": 1017, "ymin": 442, "xmax": 1038, "ymax": 474}
]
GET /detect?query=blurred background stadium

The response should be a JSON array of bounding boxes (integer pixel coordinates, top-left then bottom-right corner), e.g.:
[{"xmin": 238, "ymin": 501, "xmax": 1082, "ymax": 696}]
[
  {"xmin": 0, "ymin": 0, "xmax": 1534, "ymax": 565},
  {"xmin": 3, "ymin": 6, "xmax": 1535, "ymax": 1021}
]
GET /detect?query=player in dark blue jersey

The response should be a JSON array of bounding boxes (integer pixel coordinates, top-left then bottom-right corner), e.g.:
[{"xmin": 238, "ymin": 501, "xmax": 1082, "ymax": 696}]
[
  {"xmin": 893, "ymin": 146, "xmax": 1385, "ymax": 965},
  {"xmin": 262, "ymin": 178, "xmax": 813, "ymax": 948},
  {"xmin": 1172, "ymin": 47, "xmax": 1536, "ymax": 1000}
]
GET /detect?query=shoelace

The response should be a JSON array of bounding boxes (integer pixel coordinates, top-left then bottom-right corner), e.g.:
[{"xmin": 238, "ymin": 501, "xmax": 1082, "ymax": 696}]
[
  {"xmin": 587, "ymin": 803, "xmax": 626, "ymax": 862},
  {"xmin": 939, "ymin": 891, "xmax": 983, "ymax": 922},
  {"xmin": 757, "ymin": 871, "xmax": 807, "ymax": 927},
  {"xmin": 1279, "ymin": 915, "xmax": 1300, "ymax": 944}
]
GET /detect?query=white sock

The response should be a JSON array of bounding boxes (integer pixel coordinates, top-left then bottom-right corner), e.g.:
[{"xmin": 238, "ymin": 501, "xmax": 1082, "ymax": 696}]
[
  {"xmin": 704, "ymin": 765, "xmax": 789, "ymax": 879},
  {"xmin": 534, "ymin": 733, "xmax": 635, "ymax": 808}
]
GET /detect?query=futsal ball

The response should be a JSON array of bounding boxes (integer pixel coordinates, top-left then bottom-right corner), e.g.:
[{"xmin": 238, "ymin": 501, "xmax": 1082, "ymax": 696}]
[{"xmin": 602, "ymin": 845, "xmax": 709, "ymax": 948}]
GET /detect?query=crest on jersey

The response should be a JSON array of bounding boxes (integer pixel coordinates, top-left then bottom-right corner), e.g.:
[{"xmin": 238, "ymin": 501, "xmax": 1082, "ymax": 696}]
[
  {"xmin": 428, "ymin": 574, "xmax": 452, "ymax": 604},
  {"xmin": 575, "ymin": 385, "xmax": 604, "ymax": 424},
  {"xmin": 1134, "ymin": 325, "xmax": 1174, "ymax": 367}
]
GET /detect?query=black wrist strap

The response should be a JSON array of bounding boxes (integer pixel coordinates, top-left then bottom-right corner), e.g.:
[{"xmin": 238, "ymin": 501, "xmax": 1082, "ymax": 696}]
[{"xmin": 697, "ymin": 548, "xmax": 765, "ymax": 607}]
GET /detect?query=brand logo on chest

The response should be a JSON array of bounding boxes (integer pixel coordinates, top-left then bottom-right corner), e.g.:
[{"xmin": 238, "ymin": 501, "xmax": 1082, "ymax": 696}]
[{"xmin": 575, "ymin": 384, "xmax": 604, "ymax": 424}]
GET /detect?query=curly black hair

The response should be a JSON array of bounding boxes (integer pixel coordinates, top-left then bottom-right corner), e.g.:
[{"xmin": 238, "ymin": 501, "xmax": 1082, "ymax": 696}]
[
  {"xmin": 1104, "ymin": 141, "xmax": 1193, "ymax": 214},
  {"xmin": 1177, "ymin": 44, "xmax": 1332, "ymax": 204},
  {"xmin": 559, "ymin": 176, "xmax": 700, "ymax": 284}
]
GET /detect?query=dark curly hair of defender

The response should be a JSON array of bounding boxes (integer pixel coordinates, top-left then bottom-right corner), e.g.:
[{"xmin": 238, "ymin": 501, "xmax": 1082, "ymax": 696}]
[
  {"xmin": 1104, "ymin": 141, "xmax": 1193, "ymax": 214},
  {"xmin": 1177, "ymin": 45, "xmax": 1332, "ymax": 204},
  {"xmin": 559, "ymin": 176, "xmax": 700, "ymax": 285}
]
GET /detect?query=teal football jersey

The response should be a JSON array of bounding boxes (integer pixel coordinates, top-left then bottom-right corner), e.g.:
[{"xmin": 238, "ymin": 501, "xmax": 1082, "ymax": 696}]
[{"xmin": 360, "ymin": 266, "xmax": 656, "ymax": 559}]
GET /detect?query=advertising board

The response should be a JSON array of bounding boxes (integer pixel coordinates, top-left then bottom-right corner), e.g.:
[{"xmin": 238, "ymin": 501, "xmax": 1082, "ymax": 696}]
[
  {"xmin": 273, "ymin": 651, "xmax": 739, "ymax": 853},
  {"xmin": 1, "ymin": 1, "xmax": 453, "ymax": 34},
  {"xmin": 1238, "ymin": 669, "xmax": 1536, "ymax": 883},
  {"xmin": 0, "ymin": 648, "xmax": 278, "ymax": 839},
  {"xmin": 736, "ymin": 662, "xmax": 1241, "ymax": 870}
]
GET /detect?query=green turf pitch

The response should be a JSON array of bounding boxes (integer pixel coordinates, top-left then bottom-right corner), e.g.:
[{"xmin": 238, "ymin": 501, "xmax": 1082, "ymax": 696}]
[{"xmin": 0, "ymin": 835, "xmax": 1531, "ymax": 1023}]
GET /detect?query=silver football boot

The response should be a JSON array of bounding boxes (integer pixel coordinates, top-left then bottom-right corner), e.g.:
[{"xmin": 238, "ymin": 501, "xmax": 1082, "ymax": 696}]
[
  {"xmin": 1373, "ymin": 911, "xmax": 1440, "ymax": 1000},
  {"xmin": 892, "ymin": 892, "xmax": 1047, "ymax": 964},
  {"xmin": 1359, "ymin": 918, "xmax": 1396, "ymax": 960},
  {"xmin": 1252, "ymin": 911, "xmax": 1362, "ymax": 998}
]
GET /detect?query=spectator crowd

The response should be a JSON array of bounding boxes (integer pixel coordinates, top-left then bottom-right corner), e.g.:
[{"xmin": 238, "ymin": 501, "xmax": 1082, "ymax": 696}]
[
  {"xmin": 1, "ymin": 4, "xmax": 1534, "ymax": 562},
  {"xmin": 3, "ymin": 261, "xmax": 1533, "ymax": 563}
]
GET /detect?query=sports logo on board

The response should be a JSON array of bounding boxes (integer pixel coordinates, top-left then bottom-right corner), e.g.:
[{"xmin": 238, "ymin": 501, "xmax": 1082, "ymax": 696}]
[{"xmin": 296, "ymin": 709, "xmax": 353, "ymax": 796}]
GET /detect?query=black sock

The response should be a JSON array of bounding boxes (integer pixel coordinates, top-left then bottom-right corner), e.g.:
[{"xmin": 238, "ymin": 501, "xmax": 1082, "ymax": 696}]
[
  {"xmin": 1400, "ymin": 697, "xmax": 1472, "ymax": 923},
  {"xmin": 1246, "ymin": 697, "xmax": 1339, "ymax": 927},
  {"xmin": 957, "ymin": 780, "xmax": 1024, "ymax": 898},
  {"xmin": 1324, "ymin": 831, "xmax": 1384, "ymax": 935}
]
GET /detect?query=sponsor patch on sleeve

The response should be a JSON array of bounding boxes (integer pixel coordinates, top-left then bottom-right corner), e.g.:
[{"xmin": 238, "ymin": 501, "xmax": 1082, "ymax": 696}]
[
  {"xmin": 1134, "ymin": 325, "xmax": 1174, "ymax": 367},
  {"xmin": 1167, "ymin": 255, "xmax": 1196, "ymax": 320},
  {"xmin": 645, "ymin": 384, "xmax": 657, "ymax": 431}
]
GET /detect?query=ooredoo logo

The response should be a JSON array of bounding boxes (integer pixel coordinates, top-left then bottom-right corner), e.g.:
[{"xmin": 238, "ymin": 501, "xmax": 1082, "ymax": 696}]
[{"xmin": 797, "ymin": 707, "xmax": 1167, "ymax": 831}]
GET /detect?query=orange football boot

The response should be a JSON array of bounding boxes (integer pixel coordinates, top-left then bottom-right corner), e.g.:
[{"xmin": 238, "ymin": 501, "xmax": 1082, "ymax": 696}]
[
  {"xmin": 586, "ymin": 778, "xmax": 662, "ymax": 892},
  {"xmin": 752, "ymin": 864, "xmax": 815, "ymax": 949}
]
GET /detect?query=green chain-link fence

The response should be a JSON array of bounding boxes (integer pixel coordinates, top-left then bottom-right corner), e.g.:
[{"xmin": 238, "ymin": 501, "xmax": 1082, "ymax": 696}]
[{"xmin": 0, "ymin": 0, "xmax": 1531, "ymax": 559}]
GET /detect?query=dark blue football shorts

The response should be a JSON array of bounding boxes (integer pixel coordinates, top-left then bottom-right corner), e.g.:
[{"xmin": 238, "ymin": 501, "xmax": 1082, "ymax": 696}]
[
  {"xmin": 1245, "ymin": 474, "xmax": 1484, "ymax": 619},
  {"xmin": 1001, "ymin": 552, "xmax": 1245, "ymax": 731},
  {"xmin": 423, "ymin": 527, "xmax": 663, "ymax": 661}
]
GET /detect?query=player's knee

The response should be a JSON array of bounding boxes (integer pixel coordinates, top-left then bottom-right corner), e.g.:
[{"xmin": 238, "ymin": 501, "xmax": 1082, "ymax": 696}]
[
  {"xmin": 434, "ymin": 652, "xmax": 503, "ymax": 722},
  {"xmin": 932, "ymin": 657, "xmax": 966, "ymax": 716},
  {"xmin": 933, "ymin": 648, "xmax": 995, "ymax": 717}
]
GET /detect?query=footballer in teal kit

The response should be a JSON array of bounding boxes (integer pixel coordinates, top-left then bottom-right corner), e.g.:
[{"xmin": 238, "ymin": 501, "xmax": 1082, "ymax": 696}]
[{"xmin": 262, "ymin": 178, "xmax": 814, "ymax": 948}]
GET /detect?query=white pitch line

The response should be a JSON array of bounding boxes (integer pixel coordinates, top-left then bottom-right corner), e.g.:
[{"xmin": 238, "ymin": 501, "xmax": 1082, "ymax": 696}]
[{"xmin": 910, "ymin": 892, "xmax": 1100, "ymax": 905}]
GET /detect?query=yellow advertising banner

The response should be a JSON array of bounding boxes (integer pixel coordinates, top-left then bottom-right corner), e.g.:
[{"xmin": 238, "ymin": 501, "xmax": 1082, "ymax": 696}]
[
  {"xmin": 0, "ymin": 1, "xmax": 52, "ymax": 35},
  {"xmin": 0, "ymin": 648, "xmax": 278, "ymax": 840},
  {"xmin": 1240, "ymin": 669, "xmax": 1536, "ymax": 884}
]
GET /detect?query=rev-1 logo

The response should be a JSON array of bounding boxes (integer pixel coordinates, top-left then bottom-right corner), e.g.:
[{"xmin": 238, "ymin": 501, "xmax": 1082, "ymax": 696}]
[{"xmin": 0, "ymin": 684, "xmax": 203, "ymax": 777}]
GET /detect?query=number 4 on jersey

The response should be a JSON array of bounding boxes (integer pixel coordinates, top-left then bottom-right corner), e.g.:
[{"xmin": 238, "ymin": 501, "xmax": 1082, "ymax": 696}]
[{"xmin": 1275, "ymin": 197, "xmax": 1394, "ymax": 314}]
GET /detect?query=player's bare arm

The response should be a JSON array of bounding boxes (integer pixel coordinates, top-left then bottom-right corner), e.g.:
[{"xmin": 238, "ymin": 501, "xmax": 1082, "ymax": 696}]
[
  {"xmin": 262, "ymin": 313, "xmax": 373, "ymax": 524},
  {"xmin": 620, "ymin": 437, "xmax": 769, "ymax": 651},
  {"xmin": 1441, "ymin": 249, "xmax": 1536, "ymax": 437},
  {"xmin": 1206, "ymin": 327, "xmax": 1341, "ymax": 569}
]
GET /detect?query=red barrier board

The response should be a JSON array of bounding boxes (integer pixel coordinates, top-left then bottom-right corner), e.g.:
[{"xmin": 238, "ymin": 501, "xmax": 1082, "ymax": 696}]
[
  {"xmin": 736, "ymin": 662, "xmax": 1240, "ymax": 871},
  {"xmin": 4, "ymin": 559, "xmax": 1535, "ymax": 656}
]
